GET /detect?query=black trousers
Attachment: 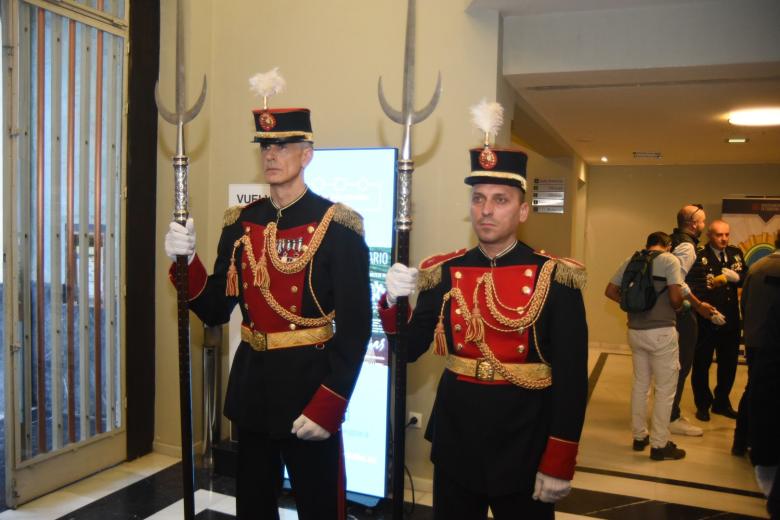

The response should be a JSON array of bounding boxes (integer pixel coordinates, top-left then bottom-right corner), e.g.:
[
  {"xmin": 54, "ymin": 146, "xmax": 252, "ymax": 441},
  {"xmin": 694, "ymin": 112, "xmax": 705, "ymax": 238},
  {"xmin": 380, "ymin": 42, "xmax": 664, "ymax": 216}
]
[
  {"xmin": 671, "ymin": 311, "xmax": 698, "ymax": 421},
  {"xmin": 734, "ymin": 347, "xmax": 755, "ymax": 450},
  {"xmin": 432, "ymin": 464, "xmax": 554, "ymax": 520},
  {"xmin": 236, "ymin": 427, "xmax": 345, "ymax": 520},
  {"xmin": 691, "ymin": 322, "xmax": 740, "ymax": 411}
]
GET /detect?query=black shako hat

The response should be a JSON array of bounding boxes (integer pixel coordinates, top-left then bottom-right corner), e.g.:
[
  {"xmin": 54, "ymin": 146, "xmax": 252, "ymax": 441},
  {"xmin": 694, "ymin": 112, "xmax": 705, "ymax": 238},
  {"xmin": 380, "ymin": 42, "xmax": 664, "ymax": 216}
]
[
  {"xmin": 463, "ymin": 99, "xmax": 528, "ymax": 192},
  {"xmin": 465, "ymin": 147, "xmax": 528, "ymax": 192},
  {"xmin": 252, "ymin": 108, "xmax": 314, "ymax": 144}
]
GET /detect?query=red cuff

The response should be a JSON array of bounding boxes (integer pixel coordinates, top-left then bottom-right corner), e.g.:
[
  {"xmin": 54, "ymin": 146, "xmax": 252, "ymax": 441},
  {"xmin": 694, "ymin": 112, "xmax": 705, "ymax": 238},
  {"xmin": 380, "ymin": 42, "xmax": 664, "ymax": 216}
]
[
  {"xmin": 378, "ymin": 293, "xmax": 398, "ymax": 334},
  {"xmin": 302, "ymin": 385, "xmax": 348, "ymax": 434},
  {"xmin": 168, "ymin": 254, "xmax": 207, "ymax": 301},
  {"xmin": 537, "ymin": 436, "xmax": 579, "ymax": 480},
  {"xmin": 378, "ymin": 293, "xmax": 413, "ymax": 334}
]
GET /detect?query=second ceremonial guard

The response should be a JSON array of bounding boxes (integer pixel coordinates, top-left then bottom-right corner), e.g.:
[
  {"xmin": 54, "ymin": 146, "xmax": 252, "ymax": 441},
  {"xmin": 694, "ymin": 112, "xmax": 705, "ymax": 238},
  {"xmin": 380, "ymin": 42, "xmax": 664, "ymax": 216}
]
[{"xmin": 379, "ymin": 101, "xmax": 589, "ymax": 519}]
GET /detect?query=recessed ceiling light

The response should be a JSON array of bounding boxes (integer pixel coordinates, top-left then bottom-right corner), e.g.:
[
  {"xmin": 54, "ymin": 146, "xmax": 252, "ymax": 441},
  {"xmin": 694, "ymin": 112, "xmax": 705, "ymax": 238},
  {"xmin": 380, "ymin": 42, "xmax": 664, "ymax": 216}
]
[
  {"xmin": 728, "ymin": 108, "xmax": 780, "ymax": 126},
  {"xmin": 726, "ymin": 137, "xmax": 749, "ymax": 144},
  {"xmin": 600, "ymin": 156, "xmax": 608, "ymax": 163}
]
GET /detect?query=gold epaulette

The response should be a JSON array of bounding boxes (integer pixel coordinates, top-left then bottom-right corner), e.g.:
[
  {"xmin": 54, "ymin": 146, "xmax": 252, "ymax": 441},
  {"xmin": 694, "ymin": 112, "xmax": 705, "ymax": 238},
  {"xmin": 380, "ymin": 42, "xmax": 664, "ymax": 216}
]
[
  {"xmin": 417, "ymin": 249, "xmax": 468, "ymax": 291},
  {"xmin": 223, "ymin": 205, "xmax": 244, "ymax": 227},
  {"xmin": 332, "ymin": 203, "xmax": 364, "ymax": 237},
  {"xmin": 533, "ymin": 250, "xmax": 587, "ymax": 289},
  {"xmin": 553, "ymin": 257, "xmax": 587, "ymax": 290}
]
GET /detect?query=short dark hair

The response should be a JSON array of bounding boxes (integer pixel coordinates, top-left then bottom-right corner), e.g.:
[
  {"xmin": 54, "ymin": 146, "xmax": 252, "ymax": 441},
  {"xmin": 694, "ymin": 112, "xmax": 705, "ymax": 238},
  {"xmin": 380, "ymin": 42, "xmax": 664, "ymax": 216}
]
[{"xmin": 646, "ymin": 231, "xmax": 672, "ymax": 249}]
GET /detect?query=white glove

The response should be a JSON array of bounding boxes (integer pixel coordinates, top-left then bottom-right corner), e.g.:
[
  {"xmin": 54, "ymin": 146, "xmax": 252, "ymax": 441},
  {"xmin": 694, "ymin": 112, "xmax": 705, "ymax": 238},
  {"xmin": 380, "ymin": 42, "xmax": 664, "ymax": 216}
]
[
  {"xmin": 721, "ymin": 267, "xmax": 739, "ymax": 283},
  {"xmin": 291, "ymin": 414, "xmax": 331, "ymax": 441},
  {"xmin": 385, "ymin": 263, "xmax": 419, "ymax": 306},
  {"xmin": 165, "ymin": 218, "xmax": 196, "ymax": 264},
  {"xmin": 710, "ymin": 310, "xmax": 726, "ymax": 326},
  {"xmin": 532, "ymin": 472, "xmax": 571, "ymax": 503},
  {"xmin": 755, "ymin": 465, "xmax": 777, "ymax": 497}
]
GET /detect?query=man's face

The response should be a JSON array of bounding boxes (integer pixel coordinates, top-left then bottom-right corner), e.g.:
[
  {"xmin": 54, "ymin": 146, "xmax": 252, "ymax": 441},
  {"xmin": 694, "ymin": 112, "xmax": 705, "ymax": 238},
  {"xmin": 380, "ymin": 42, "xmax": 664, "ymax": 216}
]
[
  {"xmin": 708, "ymin": 222, "xmax": 730, "ymax": 250},
  {"xmin": 261, "ymin": 142, "xmax": 312, "ymax": 186},
  {"xmin": 469, "ymin": 183, "xmax": 528, "ymax": 246}
]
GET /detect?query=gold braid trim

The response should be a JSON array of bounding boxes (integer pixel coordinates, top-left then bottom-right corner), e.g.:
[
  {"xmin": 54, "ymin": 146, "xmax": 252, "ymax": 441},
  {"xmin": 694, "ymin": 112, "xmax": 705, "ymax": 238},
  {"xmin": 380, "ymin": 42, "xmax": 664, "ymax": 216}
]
[
  {"xmin": 266, "ymin": 205, "xmax": 335, "ymax": 274},
  {"xmin": 446, "ymin": 260, "xmax": 555, "ymax": 332},
  {"xmin": 258, "ymin": 282, "xmax": 334, "ymax": 327},
  {"xmin": 473, "ymin": 341, "xmax": 552, "ymax": 389},
  {"xmin": 332, "ymin": 203, "xmax": 365, "ymax": 236},
  {"xmin": 223, "ymin": 205, "xmax": 244, "ymax": 227},
  {"xmin": 417, "ymin": 266, "xmax": 442, "ymax": 291},
  {"xmin": 231, "ymin": 210, "xmax": 336, "ymax": 327},
  {"xmin": 553, "ymin": 258, "xmax": 587, "ymax": 290}
]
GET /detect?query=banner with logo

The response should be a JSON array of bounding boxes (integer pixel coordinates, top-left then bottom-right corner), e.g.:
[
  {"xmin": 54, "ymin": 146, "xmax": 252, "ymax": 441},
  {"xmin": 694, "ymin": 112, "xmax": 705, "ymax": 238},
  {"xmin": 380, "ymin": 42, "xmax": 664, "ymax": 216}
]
[{"xmin": 722, "ymin": 196, "xmax": 780, "ymax": 267}]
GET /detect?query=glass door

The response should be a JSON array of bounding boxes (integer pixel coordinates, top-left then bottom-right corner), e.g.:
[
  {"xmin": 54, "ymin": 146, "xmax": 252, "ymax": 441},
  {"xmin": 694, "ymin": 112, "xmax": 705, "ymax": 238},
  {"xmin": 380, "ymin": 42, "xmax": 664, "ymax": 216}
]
[{"xmin": 2, "ymin": 0, "xmax": 128, "ymax": 506}]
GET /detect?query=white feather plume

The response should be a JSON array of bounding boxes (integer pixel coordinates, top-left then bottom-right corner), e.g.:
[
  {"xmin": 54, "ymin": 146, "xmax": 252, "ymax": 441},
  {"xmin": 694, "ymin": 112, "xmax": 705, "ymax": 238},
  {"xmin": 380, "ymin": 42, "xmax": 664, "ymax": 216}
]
[
  {"xmin": 248, "ymin": 67, "xmax": 286, "ymax": 99},
  {"xmin": 470, "ymin": 99, "xmax": 504, "ymax": 140}
]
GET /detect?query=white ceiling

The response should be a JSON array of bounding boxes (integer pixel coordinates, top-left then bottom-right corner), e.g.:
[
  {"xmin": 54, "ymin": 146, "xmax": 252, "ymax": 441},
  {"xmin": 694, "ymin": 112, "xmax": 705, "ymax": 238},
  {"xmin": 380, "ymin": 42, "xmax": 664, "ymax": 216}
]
[{"xmin": 470, "ymin": 0, "xmax": 780, "ymax": 166}]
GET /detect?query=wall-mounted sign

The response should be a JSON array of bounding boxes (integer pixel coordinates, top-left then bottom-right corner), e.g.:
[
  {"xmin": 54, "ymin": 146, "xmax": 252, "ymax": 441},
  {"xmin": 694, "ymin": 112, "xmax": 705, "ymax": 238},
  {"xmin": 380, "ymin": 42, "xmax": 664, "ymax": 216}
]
[{"xmin": 532, "ymin": 178, "xmax": 565, "ymax": 214}]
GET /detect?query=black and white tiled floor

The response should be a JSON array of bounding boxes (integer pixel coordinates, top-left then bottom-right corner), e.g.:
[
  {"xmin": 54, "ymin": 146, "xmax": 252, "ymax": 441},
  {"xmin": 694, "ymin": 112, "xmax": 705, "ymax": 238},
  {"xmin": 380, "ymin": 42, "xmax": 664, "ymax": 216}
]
[{"xmin": 0, "ymin": 349, "xmax": 770, "ymax": 519}]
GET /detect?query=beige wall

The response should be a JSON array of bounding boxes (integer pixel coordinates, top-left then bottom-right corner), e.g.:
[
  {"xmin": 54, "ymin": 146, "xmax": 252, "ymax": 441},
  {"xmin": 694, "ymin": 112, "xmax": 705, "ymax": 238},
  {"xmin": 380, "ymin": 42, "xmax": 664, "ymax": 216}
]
[{"xmin": 585, "ymin": 164, "xmax": 780, "ymax": 349}]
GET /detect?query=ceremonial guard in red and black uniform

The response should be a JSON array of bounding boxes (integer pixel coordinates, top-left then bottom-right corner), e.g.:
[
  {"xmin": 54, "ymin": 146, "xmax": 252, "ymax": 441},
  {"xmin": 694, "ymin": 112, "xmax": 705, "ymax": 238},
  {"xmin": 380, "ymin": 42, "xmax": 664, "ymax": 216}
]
[
  {"xmin": 379, "ymin": 101, "xmax": 588, "ymax": 519},
  {"xmin": 164, "ymin": 70, "xmax": 371, "ymax": 520}
]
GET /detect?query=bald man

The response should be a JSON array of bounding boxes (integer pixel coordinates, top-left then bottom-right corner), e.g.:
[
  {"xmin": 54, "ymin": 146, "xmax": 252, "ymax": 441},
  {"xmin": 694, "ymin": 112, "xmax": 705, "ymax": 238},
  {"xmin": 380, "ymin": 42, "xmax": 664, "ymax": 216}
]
[
  {"xmin": 689, "ymin": 220, "xmax": 745, "ymax": 421},
  {"xmin": 668, "ymin": 205, "xmax": 718, "ymax": 437}
]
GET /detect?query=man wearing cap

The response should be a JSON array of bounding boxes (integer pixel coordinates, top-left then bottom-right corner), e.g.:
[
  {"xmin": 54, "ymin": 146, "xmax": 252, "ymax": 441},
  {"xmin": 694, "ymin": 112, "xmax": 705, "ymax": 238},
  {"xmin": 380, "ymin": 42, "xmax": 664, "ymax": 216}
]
[
  {"xmin": 164, "ymin": 72, "xmax": 371, "ymax": 519},
  {"xmin": 379, "ymin": 101, "xmax": 588, "ymax": 519}
]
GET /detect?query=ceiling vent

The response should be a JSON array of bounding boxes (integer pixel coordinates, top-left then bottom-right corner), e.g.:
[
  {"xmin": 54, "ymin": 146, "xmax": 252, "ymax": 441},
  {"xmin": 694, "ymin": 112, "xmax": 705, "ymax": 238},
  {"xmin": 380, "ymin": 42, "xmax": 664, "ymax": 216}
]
[{"xmin": 632, "ymin": 151, "xmax": 663, "ymax": 160}]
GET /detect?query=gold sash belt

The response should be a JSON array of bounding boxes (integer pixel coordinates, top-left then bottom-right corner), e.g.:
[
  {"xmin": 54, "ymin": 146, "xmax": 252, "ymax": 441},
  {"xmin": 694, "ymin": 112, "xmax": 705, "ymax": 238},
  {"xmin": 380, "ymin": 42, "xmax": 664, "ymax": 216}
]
[
  {"xmin": 240, "ymin": 323, "xmax": 334, "ymax": 352},
  {"xmin": 446, "ymin": 354, "xmax": 551, "ymax": 385}
]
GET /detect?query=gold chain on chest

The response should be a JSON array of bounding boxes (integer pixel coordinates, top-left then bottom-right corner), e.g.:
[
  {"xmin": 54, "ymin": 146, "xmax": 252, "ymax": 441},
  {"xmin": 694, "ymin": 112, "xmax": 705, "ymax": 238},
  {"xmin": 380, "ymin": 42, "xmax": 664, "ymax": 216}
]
[
  {"xmin": 227, "ymin": 205, "xmax": 336, "ymax": 327},
  {"xmin": 265, "ymin": 205, "xmax": 336, "ymax": 274}
]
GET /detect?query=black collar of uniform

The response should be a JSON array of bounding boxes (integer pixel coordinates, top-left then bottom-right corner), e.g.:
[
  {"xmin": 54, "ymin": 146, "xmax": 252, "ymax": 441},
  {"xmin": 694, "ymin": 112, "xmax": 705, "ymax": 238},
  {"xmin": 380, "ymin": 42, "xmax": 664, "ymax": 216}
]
[
  {"xmin": 478, "ymin": 240, "xmax": 518, "ymax": 265},
  {"xmin": 271, "ymin": 185, "xmax": 309, "ymax": 214}
]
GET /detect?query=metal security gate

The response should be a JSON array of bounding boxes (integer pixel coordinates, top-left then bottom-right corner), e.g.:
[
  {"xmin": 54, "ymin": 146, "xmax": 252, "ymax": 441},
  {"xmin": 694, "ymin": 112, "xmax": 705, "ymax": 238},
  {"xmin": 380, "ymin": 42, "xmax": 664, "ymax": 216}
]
[{"xmin": 1, "ymin": 0, "xmax": 128, "ymax": 506}]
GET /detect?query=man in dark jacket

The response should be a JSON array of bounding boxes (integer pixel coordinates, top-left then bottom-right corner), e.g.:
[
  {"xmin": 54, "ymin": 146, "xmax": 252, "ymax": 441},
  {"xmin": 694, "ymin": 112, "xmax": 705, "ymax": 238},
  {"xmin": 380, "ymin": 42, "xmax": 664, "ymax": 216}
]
[
  {"xmin": 742, "ymin": 232, "xmax": 780, "ymax": 517},
  {"xmin": 164, "ymin": 92, "xmax": 371, "ymax": 519},
  {"xmin": 689, "ymin": 220, "xmax": 745, "ymax": 421},
  {"xmin": 379, "ymin": 102, "xmax": 588, "ymax": 519}
]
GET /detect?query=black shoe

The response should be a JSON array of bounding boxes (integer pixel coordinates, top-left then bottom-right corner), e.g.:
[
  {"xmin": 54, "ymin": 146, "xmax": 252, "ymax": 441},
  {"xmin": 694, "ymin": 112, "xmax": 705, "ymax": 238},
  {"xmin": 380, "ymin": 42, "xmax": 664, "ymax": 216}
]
[
  {"xmin": 711, "ymin": 404, "xmax": 738, "ymax": 419},
  {"xmin": 695, "ymin": 408, "xmax": 710, "ymax": 421},
  {"xmin": 633, "ymin": 435, "xmax": 650, "ymax": 451},
  {"xmin": 650, "ymin": 441, "xmax": 686, "ymax": 460}
]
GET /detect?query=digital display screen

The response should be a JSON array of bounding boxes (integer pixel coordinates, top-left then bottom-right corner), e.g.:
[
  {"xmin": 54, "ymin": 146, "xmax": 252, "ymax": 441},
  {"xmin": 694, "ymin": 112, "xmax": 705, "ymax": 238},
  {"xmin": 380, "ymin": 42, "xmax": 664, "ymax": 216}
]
[
  {"xmin": 305, "ymin": 148, "xmax": 396, "ymax": 500},
  {"xmin": 226, "ymin": 148, "xmax": 396, "ymax": 502}
]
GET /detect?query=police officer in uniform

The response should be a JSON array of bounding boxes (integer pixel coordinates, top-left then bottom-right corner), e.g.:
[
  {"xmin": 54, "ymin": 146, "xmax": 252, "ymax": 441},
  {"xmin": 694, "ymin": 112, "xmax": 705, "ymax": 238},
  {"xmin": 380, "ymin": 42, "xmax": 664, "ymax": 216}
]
[
  {"xmin": 379, "ymin": 101, "xmax": 588, "ymax": 519},
  {"xmin": 164, "ymin": 73, "xmax": 371, "ymax": 520},
  {"xmin": 689, "ymin": 219, "xmax": 745, "ymax": 420}
]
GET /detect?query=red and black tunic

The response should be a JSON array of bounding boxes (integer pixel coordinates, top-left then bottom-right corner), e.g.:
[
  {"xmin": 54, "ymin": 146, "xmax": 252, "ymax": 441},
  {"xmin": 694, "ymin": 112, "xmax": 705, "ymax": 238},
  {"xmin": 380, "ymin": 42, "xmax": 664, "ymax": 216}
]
[
  {"xmin": 172, "ymin": 189, "xmax": 372, "ymax": 437},
  {"xmin": 380, "ymin": 242, "xmax": 588, "ymax": 496}
]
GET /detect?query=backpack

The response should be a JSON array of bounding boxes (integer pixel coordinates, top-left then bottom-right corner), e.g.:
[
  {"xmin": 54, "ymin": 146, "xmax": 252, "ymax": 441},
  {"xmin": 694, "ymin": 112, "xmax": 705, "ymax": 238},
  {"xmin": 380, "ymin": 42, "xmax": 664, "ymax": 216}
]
[{"xmin": 619, "ymin": 250, "xmax": 667, "ymax": 313}]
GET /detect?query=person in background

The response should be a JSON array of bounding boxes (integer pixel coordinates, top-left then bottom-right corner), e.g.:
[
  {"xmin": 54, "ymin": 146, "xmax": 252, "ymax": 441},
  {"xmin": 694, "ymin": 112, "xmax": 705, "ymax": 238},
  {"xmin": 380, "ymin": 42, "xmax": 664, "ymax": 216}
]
[
  {"xmin": 689, "ymin": 220, "xmax": 745, "ymax": 422},
  {"xmin": 668, "ymin": 204, "xmax": 719, "ymax": 437},
  {"xmin": 741, "ymin": 231, "xmax": 780, "ymax": 517},
  {"xmin": 605, "ymin": 231, "xmax": 686, "ymax": 460}
]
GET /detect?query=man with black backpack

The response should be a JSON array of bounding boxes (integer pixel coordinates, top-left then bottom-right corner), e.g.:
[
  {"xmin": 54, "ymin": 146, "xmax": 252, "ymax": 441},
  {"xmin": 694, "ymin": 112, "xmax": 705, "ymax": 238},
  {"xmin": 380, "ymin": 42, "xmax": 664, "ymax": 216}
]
[{"xmin": 605, "ymin": 232, "xmax": 687, "ymax": 460}]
